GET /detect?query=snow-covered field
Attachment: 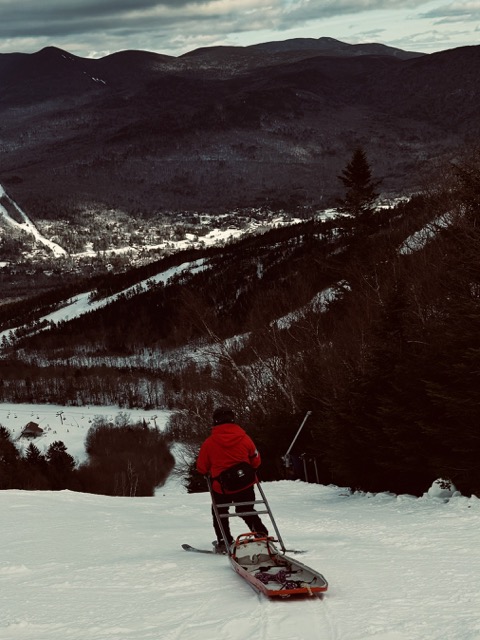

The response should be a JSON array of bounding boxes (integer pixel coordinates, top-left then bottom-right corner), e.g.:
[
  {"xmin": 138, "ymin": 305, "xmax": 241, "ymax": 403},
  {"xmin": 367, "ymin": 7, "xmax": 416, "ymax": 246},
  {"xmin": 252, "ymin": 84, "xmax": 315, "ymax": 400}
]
[
  {"xmin": 0, "ymin": 403, "xmax": 171, "ymax": 462},
  {"xmin": 1, "ymin": 479, "xmax": 480, "ymax": 639},
  {"xmin": 2, "ymin": 403, "xmax": 480, "ymax": 639}
]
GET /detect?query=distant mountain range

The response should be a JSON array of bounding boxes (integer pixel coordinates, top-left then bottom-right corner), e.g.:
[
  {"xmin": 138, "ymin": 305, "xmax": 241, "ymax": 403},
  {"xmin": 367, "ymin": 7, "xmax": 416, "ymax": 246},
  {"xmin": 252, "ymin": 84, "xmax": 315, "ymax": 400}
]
[{"xmin": 0, "ymin": 37, "xmax": 479, "ymax": 218}]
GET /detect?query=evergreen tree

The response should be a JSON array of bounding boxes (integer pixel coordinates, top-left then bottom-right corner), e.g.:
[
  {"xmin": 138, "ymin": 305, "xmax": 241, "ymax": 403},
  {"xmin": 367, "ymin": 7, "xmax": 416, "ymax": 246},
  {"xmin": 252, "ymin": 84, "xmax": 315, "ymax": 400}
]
[
  {"xmin": 0, "ymin": 425, "xmax": 20, "ymax": 489},
  {"xmin": 23, "ymin": 442, "xmax": 49, "ymax": 489},
  {"xmin": 25, "ymin": 442, "xmax": 44, "ymax": 465},
  {"xmin": 451, "ymin": 148, "xmax": 480, "ymax": 224},
  {"xmin": 417, "ymin": 222, "xmax": 480, "ymax": 495},
  {"xmin": 184, "ymin": 460, "xmax": 206, "ymax": 493},
  {"xmin": 45, "ymin": 440, "xmax": 75, "ymax": 489},
  {"xmin": 336, "ymin": 147, "xmax": 381, "ymax": 231}
]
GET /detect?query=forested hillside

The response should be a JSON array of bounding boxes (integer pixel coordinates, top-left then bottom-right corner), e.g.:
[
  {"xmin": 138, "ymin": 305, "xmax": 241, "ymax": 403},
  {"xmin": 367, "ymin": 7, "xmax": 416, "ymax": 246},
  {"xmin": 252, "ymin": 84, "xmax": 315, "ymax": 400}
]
[
  {"xmin": 1, "ymin": 148, "xmax": 480, "ymax": 496},
  {"xmin": 1, "ymin": 42, "xmax": 479, "ymax": 217}
]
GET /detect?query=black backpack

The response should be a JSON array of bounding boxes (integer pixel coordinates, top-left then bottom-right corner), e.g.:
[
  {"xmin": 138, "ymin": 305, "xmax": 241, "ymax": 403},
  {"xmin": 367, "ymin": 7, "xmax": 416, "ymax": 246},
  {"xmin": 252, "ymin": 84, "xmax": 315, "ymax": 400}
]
[{"xmin": 216, "ymin": 461, "xmax": 256, "ymax": 493}]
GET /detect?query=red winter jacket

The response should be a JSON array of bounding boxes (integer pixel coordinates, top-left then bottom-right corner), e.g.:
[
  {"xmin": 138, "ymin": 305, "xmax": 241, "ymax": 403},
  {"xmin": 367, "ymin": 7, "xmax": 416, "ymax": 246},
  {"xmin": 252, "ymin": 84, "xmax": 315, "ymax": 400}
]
[{"xmin": 196, "ymin": 422, "xmax": 261, "ymax": 494}]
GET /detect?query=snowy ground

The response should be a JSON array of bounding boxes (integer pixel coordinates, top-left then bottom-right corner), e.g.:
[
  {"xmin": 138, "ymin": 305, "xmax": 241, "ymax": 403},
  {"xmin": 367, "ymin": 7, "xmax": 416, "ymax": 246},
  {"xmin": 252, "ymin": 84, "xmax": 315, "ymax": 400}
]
[
  {"xmin": 1, "ymin": 422, "xmax": 480, "ymax": 638},
  {"xmin": 0, "ymin": 185, "xmax": 67, "ymax": 257},
  {"xmin": 0, "ymin": 403, "xmax": 171, "ymax": 462},
  {"xmin": 2, "ymin": 403, "xmax": 480, "ymax": 639}
]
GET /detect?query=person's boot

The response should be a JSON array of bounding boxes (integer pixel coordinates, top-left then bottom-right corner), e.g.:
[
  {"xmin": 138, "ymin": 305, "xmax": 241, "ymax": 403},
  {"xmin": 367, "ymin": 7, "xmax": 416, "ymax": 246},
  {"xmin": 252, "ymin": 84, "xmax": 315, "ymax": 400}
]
[{"xmin": 212, "ymin": 540, "xmax": 228, "ymax": 554}]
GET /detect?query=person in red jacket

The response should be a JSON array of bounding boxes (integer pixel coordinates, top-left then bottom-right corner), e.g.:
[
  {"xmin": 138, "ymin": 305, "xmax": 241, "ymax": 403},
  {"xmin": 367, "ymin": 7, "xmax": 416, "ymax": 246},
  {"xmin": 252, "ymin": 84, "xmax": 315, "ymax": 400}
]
[{"xmin": 197, "ymin": 406, "xmax": 268, "ymax": 553}]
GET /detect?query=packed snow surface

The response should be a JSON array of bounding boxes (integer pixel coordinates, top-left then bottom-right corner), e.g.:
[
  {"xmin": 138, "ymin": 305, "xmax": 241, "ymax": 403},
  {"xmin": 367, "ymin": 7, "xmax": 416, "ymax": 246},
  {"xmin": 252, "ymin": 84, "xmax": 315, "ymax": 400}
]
[{"xmin": 1, "ymin": 404, "xmax": 480, "ymax": 639}]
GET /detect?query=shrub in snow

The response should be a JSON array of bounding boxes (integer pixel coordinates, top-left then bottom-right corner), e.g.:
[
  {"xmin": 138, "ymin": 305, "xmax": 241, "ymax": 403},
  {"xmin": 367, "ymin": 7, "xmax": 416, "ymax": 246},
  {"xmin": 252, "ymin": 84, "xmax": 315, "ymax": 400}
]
[
  {"xmin": 77, "ymin": 420, "xmax": 175, "ymax": 496},
  {"xmin": 426, "ymin": 478, "xmax": 460, "ymax": 500}
]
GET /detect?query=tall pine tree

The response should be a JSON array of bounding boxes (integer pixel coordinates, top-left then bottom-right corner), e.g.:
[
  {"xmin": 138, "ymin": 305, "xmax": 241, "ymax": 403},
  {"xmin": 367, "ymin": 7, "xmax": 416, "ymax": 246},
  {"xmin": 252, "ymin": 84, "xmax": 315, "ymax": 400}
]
[{"xmin": 336, "ymin": 147, "xmax": 381, "ymax": 232}]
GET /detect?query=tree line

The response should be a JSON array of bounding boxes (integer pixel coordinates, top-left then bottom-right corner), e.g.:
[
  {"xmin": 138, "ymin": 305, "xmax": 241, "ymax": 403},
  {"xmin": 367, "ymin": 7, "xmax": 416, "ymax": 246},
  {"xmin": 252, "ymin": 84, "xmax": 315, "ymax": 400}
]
[
  {"xmin": 0, "ymin": 418, "xmax": 174, "ymax": 496},
  {"xmin": 0, "ymin": 359, "xmax": 165, "ymax": 408},
  {"xmin": 166, "ymin": 147, "xmax": 480, "ymax": 497},
  {"xmin": 2, "ymin": 147, "xmax": 480, "ymax": 497}
]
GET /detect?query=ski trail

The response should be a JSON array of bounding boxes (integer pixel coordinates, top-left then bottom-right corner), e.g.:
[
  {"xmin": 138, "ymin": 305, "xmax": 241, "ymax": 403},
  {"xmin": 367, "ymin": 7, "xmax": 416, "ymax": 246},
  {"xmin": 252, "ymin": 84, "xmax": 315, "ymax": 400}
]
[
  {"xmin": 0, "ymin": 183, "xmax": 67, "ymax": 257},
  {"xmin": 0, "ymin": 257, "xmax": 208, "ymax": 347},
  {"xmin": 162, "ymin": 586, "xmax": 223, "ymax": 640},
  {"xmin": 316, "ymin": 596, "xmax": 341, "ymax": 640},
  {"xmin": 249, "ymin": 593, "xmax": 339, "ymax": 640},
  {"xmin": 287, "ymin": 597, "xmax": 340, "ymax": 640}
]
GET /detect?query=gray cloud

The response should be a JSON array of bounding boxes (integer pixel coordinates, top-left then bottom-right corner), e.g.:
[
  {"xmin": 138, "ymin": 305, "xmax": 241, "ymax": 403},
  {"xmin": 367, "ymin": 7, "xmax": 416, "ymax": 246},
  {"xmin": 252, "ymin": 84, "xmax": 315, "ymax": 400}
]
[
  {"xmin": 275, "ymin": 0, "xmax": 423, "ymax": 29},
  {"xmin": 1, "ymin": 1, "xmax": 164, "ymax": 36},
  {"xmin": 0, "ymin": 0, "xmax": 477, "ymax": 57},
  {"xmin": 0, "ymin": 0, "xmax": 275, "ymax": 53},
  {"xmin": 421, "ymin": 1, "xmax": 480, "ymax": 22}
]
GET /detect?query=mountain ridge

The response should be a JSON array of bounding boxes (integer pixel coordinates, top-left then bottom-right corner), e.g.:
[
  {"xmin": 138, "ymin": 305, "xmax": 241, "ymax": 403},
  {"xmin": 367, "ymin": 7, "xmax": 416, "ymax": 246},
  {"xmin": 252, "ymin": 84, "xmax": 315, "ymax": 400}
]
[{"xmin": 0, "ymin": 38, "xmax": 478, "ymax": 222}]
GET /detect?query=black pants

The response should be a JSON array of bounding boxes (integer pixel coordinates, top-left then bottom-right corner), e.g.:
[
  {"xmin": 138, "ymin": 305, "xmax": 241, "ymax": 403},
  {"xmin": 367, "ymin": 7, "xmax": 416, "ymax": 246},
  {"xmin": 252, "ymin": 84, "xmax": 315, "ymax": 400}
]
[{"xmin": 211, "ymin": 485, "xmax": 268, "ymax": 544}]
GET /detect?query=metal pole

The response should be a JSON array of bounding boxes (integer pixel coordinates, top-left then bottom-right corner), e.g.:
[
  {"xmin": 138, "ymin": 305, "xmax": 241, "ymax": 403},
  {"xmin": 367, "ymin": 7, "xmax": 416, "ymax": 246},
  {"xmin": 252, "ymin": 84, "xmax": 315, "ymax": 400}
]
[
  {"xmin": 283, "ymin": 410, "xmax": 312, "ymax": 467},
  {"xmin": 206, "ymin": 476, "xmax": 233, "ymax": 553},
  {"xmin": 255, "ymin": 481, "xmax": 286, "ymax": 553},
  {"xmin": 302, "ymin": 456, "xmax": 308, "ymax": 483}
]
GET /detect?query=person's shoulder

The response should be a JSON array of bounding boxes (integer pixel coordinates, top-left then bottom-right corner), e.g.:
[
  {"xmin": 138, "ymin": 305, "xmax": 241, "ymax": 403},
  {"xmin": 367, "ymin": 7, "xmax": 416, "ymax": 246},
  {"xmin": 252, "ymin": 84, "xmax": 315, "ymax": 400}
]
[
  {"xmin": 240, "ymin": 428, "xmax": 256, "ymax": 444},
  {"xmin": 199, "ymin": 433, "xmax": 213, "ymax": 447}
]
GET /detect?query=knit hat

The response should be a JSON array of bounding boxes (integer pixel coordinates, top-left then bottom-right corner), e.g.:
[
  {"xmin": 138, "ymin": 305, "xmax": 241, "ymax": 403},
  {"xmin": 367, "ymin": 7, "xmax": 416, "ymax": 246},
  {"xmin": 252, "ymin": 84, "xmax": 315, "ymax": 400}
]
[{"xmin": 212, "ymin": 406, "xmax": 235, "ymax": 425}]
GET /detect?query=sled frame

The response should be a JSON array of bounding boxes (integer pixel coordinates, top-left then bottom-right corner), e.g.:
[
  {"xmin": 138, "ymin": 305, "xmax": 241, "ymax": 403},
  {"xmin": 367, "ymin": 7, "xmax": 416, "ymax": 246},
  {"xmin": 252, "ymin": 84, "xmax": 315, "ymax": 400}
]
[{"xmin": 206, "ymin": 476, "xmax": 286, "ymax": 555}]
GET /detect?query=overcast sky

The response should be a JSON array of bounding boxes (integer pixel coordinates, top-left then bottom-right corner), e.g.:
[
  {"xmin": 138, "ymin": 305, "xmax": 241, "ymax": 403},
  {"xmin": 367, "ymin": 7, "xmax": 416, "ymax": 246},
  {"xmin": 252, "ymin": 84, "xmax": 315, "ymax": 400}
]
[{"xmin": 0, "ymin": 0, "xmax": 478, "ymax": 59}]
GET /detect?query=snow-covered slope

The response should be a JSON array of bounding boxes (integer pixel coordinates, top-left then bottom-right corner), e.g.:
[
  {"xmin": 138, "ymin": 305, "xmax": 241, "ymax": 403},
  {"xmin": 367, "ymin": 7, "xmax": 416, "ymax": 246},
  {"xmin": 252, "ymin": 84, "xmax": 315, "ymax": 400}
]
[
  {"xmin": 0, "ymin": 402, "xmax": 171, "ymax": 462},
  {"xmin": 1, "ymin": 401, "xmax": 479, "ymax": 638},
  {"xmin": 398, "ymin": 213, "xmax": 453, "ymax": 254},
  {"xmin": 0, "ymin": 185, "xmax": 67, "ymax": 257},
  {"xmin": 1, "ymin": 478, "xmax": 479, "ymax": 640},
  {"xmin": 0, "ymin": 259, "xmax": 209, "ymax": 348}
]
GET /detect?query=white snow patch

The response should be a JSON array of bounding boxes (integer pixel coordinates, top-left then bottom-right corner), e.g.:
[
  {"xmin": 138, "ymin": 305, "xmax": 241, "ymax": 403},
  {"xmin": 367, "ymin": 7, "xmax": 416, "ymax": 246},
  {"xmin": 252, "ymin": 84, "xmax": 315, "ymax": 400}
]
[
  {"xmin": 398, "ymin": 213, "xmax": 453, "ymax": 255},
  {"xmin": 275, "ymin": 281, "xmax": 350, "ymax": 329},
  {"xmin": 0, "ymin": 184, "xmax": 67, "ymax": 257},
  {"xmin": 426, "ymin": 478, "xmax": 460, "ymax": 500}
]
